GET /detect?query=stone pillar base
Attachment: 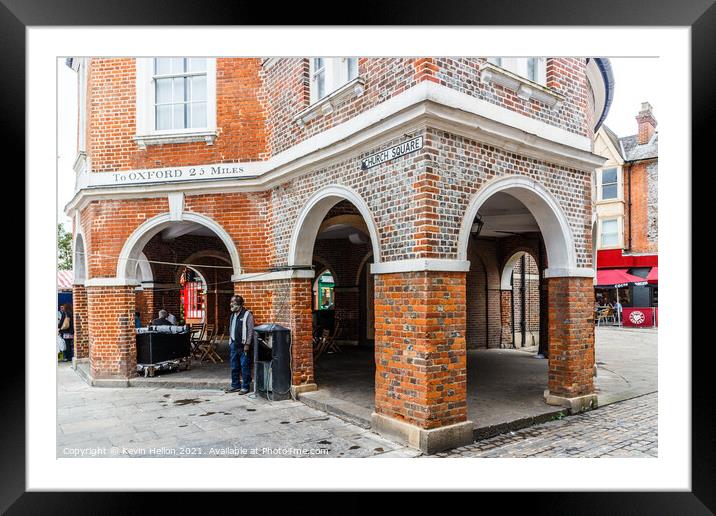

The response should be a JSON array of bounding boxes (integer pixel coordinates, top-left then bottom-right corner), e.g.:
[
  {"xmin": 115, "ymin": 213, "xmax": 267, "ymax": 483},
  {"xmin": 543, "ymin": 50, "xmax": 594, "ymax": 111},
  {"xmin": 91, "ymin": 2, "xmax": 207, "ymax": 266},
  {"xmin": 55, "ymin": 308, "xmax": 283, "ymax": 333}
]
[
  {"xmin": 291, "ymin": 383, "xmax": 318, "ymax": 397},
  {"xmin": 371, "ymin": 413, "xmax": 474, "ymax": 454},
  {"xmin": 544, "ymin": 390, "xmax": 598, "ymax": 413}
]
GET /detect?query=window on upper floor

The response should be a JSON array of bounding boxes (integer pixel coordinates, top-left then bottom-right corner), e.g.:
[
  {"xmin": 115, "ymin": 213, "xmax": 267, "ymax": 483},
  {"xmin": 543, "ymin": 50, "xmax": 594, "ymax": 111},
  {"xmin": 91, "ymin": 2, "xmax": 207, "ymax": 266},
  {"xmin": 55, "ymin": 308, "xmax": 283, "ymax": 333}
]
[
  {"xmin": 153, "ymin": 58, "xmax": 208, "ymax": 130},
  {"xmin": 310, "ymin": 57, "xmax": 360, "ymax": 104},
  {"xmin": 487, "ymin": 57, "xmax": 547, "ymax": 85},
  {"xmin": 600, "ymin": 218, "xmax": 620, "ymax": 248},
  {"xmin": 599, "ymin": 167, "xmax": 619, "ymax": 200},
  {"xmin": 135, "ymin": 57, "xmax": 217, "ymax": 147}
]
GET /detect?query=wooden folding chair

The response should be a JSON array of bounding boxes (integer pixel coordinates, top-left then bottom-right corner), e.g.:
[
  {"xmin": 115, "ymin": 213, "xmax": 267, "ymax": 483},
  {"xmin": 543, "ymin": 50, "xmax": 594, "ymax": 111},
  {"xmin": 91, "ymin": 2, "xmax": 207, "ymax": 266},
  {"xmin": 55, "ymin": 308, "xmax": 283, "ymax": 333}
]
[
  {"xmin": 189, "ymin": 323, "xmax": 205, "ymax": 356},
  {"xmin": 313, "ymin": 328, "xmax": 331, "ymax": 361},
  {"xmin": 326, "ymin": 320, "xmax": 342, "ymax": 354},
  {"xmin": 199, "ymin": 329, "xmax": 224, "ymax": 363},
  {"xmin": 194, "ymin": 324, "xmax": 215, "ymax": 359}
]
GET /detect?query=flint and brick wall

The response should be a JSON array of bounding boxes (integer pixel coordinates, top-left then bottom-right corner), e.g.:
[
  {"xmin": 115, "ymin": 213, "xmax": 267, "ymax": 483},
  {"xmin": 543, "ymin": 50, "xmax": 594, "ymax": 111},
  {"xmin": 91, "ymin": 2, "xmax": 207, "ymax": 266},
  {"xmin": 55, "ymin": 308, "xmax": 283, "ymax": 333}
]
[{"xmin": 262, "ymin": 58, "xmax": 591, "ymax": 156}]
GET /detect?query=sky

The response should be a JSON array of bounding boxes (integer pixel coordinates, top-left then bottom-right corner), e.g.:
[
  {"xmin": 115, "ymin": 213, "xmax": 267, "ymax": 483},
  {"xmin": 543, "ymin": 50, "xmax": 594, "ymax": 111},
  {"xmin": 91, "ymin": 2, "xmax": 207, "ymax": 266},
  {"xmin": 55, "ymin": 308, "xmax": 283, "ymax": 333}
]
[{"xmin": 56, "ymin": 57, "xmax": 659, "ymax": 228}]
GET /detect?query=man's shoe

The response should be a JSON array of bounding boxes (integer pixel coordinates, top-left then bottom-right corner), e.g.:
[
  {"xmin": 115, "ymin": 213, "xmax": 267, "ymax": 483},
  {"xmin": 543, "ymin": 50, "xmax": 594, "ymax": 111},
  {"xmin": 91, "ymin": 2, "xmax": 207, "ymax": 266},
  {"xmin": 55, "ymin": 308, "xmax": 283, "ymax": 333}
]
[
  {"xmin": 238, "ymin": 389, "xmax": 250, "ymax": 395},
  {"xmin": 225, "ymin": 387, "xmax": 241, "ymax": 393}
]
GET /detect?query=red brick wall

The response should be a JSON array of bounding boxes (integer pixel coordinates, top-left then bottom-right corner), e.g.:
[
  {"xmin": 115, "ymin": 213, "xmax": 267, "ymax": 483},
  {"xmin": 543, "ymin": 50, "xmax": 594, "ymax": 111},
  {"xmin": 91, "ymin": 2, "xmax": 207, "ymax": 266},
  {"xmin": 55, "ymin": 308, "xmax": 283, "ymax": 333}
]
[
  {"xmin": 134, "ymin": 288, "xmax": 154, "ymax": 327},
  {"xmin": 547, "ymin": 276, "xmax": 594, "ymax": 397},
  {"xmin": 87, "ymin": 286, "xmax": 136, "ymax": 378},
  {"xmin": 374, "ymin": 271, "xmax": 467, "ymax": 429},
  {"xmin": 87, "ymin": 58, "xmax": 268, "ymax": 172},
  {"xmin": 72, "ymin": 284, "xmax": 89, "ymax": 358}
]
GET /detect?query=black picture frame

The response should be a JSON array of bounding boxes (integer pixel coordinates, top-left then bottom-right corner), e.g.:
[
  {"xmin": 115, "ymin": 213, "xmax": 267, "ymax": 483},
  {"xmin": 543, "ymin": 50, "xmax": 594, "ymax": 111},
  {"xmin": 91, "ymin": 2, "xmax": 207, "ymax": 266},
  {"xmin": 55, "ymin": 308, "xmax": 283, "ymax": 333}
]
[{"xmin": 5, "ymin": 0, "xmax": 709, "ymax": 512}]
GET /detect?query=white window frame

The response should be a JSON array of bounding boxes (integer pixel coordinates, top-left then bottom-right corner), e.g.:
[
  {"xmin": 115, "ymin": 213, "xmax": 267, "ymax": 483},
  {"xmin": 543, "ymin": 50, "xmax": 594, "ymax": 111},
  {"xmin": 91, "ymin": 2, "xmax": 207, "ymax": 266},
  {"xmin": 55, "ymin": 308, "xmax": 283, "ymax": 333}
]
[
  {"xmin": 309, "ymin": 57, "xmax": 359, "ymax": 104},
  {"xmin": 488, "ymin": 57, "xmax": 547, "ymax": 85},
  {"xmin": 135, "ymin": 57, "xmax": 217, "ymax": 147},
  {"xmin": 597, "ymin": 166, "xmax": 622, "ymax": 201},
  {"xmin": 599, "ymin": 217, "xmax": 622, "ymax": 249}
]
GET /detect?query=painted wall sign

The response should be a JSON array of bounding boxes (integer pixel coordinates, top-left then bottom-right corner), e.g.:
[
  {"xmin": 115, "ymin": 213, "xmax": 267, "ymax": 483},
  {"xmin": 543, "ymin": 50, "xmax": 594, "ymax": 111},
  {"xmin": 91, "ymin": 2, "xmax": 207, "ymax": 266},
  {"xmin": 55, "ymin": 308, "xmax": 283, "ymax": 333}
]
[
  {"xmin": 88, "ymin": 163, "xmax": 260, "ymax": 187},
  {"xmin": 361, "ymin": 136, "xmax": 424, "ymax": 170}
]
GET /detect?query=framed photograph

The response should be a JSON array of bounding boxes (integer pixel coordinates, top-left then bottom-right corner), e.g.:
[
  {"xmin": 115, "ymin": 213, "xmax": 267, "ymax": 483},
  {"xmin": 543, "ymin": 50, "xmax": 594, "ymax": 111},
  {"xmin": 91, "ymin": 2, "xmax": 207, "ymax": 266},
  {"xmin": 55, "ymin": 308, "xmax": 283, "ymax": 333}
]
[{"xmin": 7, "ymin": 0, "xmax": 709, "ymax": 511}]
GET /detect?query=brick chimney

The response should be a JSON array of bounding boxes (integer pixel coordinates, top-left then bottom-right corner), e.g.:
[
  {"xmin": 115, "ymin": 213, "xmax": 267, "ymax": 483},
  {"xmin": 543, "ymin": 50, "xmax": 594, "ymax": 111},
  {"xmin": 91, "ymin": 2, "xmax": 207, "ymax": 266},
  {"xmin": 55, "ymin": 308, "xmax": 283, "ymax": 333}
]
[{"xmin": 636, "ymin": 101, "xmax": 657, "ymax": 145}]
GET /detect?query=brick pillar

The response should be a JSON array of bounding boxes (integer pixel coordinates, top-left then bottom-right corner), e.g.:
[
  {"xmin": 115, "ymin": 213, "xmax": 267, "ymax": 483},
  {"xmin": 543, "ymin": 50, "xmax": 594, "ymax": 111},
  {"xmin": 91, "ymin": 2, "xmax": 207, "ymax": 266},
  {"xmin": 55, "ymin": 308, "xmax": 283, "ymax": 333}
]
[
  {"xmin": 500, "ymin": 289, "xmax": 513, "ymax": 347},
  {"xmin": 288, "ymin": 278, "xmax": 314, "ymax": 387},
  {"xmin": 371, "ymin": 271, "xmax": 473, "ymax": 453},
  {"xmin": 72, "ymin": 284, "xmax": 89, "ymax": 358},
  {"xmin": 87, "ymin": 285, "xmax": 137, "ymax": 379},
  {"xmin": 545, "ymin": 276, "xmax": 596, "ymax": 409}
]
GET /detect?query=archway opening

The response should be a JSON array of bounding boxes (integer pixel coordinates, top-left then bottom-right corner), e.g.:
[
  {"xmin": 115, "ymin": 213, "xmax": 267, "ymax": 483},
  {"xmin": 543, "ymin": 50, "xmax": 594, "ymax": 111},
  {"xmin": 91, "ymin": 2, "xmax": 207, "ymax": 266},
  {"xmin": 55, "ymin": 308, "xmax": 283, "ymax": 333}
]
[
  {"xmin": 129, "ymin": 219, "xmax": 236, "ymax": 375},
  {"xmin": 305, "ymin": 199, "xmax": 376, "ymax": 420},
  {"xmin": 465, "ymin": 189, "xmax": 553, "ymax": 429}
]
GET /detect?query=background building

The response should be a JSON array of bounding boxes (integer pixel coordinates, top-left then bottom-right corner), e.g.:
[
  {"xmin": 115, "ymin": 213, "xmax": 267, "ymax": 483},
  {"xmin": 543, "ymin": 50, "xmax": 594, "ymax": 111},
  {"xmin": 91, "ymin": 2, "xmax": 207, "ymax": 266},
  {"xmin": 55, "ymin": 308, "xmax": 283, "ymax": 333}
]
[{"xmin": 593, "ymin": 102, "xmax": 658, "ymax": 309}]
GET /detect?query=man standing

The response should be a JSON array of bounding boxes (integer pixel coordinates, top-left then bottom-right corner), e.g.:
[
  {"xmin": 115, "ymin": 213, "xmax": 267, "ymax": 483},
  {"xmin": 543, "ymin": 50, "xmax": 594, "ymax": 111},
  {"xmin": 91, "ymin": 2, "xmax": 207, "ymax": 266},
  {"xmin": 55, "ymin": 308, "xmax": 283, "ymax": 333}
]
[{"xmin": 226, "ymin": 295, "xmax": 255, "ymax": 394}]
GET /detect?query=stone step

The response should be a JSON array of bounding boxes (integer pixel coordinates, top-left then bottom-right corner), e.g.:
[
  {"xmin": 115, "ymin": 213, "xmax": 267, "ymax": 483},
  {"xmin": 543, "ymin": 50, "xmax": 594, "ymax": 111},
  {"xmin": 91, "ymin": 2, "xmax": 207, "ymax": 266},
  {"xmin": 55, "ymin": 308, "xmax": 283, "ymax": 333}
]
[{"xmin": 297, "ymin": 390, "xmax": 372, "ymax": 429}]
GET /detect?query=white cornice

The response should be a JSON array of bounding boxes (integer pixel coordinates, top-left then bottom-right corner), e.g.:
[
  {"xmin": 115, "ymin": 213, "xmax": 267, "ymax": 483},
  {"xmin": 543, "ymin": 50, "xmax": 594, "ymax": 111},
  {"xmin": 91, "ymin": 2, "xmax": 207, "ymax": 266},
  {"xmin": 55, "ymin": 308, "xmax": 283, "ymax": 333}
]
[
  {"xmin": 66, "ymin": 82, "xmax": 604, "ymax": 215},
  {"xmin": 543, "ymin": 267, "xmax": 594, "ymax": 279},
  {"xmin": 370, "ymin": 259, "xmax": 471, "ymax": 275},
  {"xmin": 85, "ymin": 278, "xmax": 140, "ymax": 287}
]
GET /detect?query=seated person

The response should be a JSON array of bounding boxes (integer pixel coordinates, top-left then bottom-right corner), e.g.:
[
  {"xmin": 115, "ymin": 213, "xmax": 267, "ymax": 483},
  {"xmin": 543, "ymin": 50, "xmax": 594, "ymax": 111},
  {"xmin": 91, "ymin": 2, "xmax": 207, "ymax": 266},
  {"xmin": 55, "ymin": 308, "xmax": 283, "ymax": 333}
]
[{"xmin": 151, "ymin": 309, "xmax": 172, "ymax": 326}]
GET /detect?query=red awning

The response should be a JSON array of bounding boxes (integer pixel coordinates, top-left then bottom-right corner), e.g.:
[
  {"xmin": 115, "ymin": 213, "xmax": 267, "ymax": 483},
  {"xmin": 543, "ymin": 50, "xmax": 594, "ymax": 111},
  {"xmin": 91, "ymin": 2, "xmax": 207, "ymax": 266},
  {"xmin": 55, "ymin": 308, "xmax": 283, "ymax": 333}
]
[
  {"xmin": 596, "ymin": 269, "xmax": 648, "ymax": 288},
  {"xmin": 57, "ymin": 270, "xmax": 74, "ymax": 290},
  {"xmin": 646, "ymin": 266, "xmax": 658, "ymax": 284}
]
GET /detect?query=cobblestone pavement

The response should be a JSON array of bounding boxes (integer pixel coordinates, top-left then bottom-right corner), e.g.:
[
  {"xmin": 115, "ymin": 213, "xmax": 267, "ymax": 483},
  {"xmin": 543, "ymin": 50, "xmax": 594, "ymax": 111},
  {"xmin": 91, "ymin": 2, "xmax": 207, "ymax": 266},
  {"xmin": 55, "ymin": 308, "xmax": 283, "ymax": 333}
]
[
  {"xmin": 435, "ymin": 393, "xmax": 657, "ymax": 458},
  {"xmin": 56, "ymin": 363, "xmax": 420, "ymax": 458}
]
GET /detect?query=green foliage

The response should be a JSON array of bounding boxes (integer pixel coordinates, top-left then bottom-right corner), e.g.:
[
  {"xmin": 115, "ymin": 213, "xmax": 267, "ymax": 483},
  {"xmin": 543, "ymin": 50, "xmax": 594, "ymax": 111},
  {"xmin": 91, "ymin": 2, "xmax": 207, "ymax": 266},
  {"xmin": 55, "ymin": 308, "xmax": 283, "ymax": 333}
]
[{"xmin": 57, "ymin": 224, "xmax": 73, "ymax": 270}]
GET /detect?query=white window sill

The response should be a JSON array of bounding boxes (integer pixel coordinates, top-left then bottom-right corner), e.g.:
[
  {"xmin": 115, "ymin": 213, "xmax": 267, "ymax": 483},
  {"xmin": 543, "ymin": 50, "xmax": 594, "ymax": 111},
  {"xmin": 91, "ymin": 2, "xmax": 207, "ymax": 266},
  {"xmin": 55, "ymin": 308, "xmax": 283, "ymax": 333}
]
[
  {"xmin": 480, "ymin": 63, "xmax": 564, "ymax": 109},
  {"xmin": 595, "ymin": 198, "xmax": 624, "ymax": 205},
  {"xmin": 294, "ymin": 77, "xmax": 366, "ymax": 127},
  {"xmin": 134, "ymin": 130, "xmax": 217, "ymax": 149}
]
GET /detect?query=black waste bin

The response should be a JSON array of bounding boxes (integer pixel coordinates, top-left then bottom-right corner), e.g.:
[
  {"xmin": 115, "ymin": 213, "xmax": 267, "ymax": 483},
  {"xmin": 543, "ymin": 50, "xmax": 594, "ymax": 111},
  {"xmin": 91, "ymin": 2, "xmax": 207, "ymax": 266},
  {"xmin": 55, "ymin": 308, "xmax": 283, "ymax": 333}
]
[{"xmin": 253, "ymin": 323, "xmax": 292, "ymax": 400}]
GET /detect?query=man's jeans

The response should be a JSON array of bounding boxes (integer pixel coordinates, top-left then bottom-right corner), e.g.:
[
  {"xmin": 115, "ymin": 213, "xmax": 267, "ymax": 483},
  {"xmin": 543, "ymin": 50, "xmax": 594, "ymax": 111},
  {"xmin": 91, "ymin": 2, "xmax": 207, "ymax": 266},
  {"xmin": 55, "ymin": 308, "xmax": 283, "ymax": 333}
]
[{"xmin": 229, "ymin": 340, "xmax": 252, "ymax": 390}]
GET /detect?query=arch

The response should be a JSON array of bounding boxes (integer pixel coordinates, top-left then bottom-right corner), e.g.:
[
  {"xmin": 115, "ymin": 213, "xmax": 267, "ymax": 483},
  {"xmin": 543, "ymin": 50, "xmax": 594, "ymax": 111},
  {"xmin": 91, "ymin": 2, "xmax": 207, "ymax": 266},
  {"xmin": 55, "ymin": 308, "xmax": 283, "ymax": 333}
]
[
  {"xmin": 116, "ymin": 211, "xmax": 241, "ymax": 283},
  {"xmin": 289, "ymin": 185, "xmax": 381, "ymax": 267},
  {"xmin": 318, "ymin": 214, "xmax": 369, "ymax": 235},
  {"xmin": 458, "ymin": 175, "xmax": 577, "ymax": 274},
  {"xmin": 467, "ymin": 238, "xmax": 501, "ymax": 290},
  {"xmin": 134, "ymin": 252, "xmax": 154, "ymax": 283},
  {"xmin": 183, "ymin": 249, "xmax": 233, "ymax": 266},
  {"xmin": 354, "ymin": 252, "xmax": 374, "ymax": 286},
  {"xmin": 500, "ymin": 250, "xmax": 539, "ymax": 290},
  {"xmin": 73, "ymin": 232, "xmax": 87, "ymax": 284}
]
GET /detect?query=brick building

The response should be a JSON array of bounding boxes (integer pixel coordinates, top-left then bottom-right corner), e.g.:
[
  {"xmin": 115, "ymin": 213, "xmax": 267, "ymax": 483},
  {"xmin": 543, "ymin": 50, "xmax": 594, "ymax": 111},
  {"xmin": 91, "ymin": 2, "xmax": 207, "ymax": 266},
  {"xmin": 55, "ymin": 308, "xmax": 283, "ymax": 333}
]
[
  {"xmin": 64, "ymin": 56, "xmax": 613, "ymax": 452},
  {"xmin": 593, "ymin": 102, "xmax": 658, "ymax": 309}
]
